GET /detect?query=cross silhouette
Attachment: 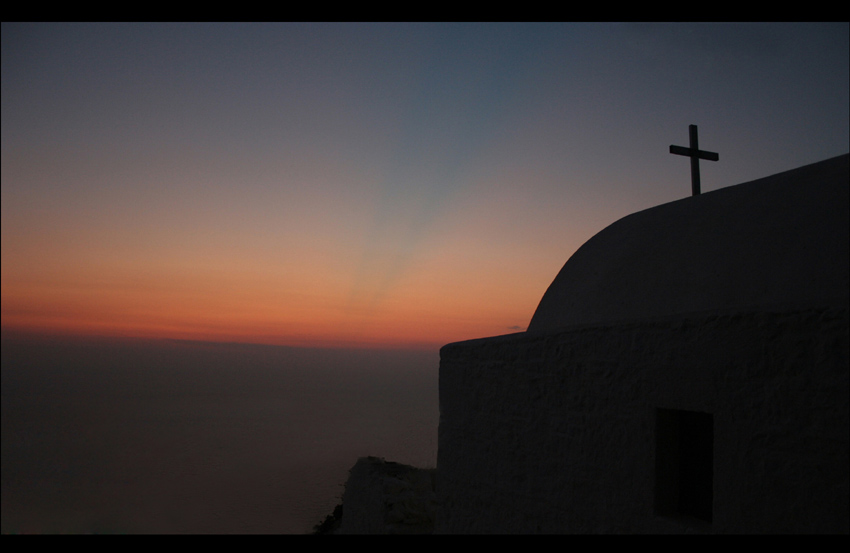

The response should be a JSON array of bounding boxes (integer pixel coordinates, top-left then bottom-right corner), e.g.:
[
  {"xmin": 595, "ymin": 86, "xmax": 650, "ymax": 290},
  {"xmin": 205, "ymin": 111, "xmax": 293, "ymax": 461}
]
[{"xmin": 670, "ymin": 125, "xmax": 719, "ymax": 196}]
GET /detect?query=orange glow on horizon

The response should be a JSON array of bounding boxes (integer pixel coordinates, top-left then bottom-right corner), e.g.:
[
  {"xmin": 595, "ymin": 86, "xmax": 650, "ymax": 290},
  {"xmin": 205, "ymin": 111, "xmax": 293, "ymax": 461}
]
[
  {"xmin": 1, "ymin": 248, "xmax": 549, "ymax": 350},
  {"xmin": 0, "ymin": 305, "xmax": 531, "ymax": 351},
  {"xmin": 1, "ymin": 180, "xmax": 568, "ymax": 351}
]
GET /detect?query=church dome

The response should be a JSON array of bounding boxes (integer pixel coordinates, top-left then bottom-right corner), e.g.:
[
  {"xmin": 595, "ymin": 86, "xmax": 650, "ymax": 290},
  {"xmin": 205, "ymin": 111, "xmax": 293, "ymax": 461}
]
[{"xmin": 527, "ymin": 154, "xmax": 849, "ymax": 334}]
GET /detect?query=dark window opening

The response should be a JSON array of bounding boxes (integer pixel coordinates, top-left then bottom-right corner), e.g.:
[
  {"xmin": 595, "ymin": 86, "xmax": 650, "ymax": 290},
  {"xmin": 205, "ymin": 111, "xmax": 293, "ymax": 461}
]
[{"xmin": 655, "ymin": 408, "xmax": 714, "ymax": 523}]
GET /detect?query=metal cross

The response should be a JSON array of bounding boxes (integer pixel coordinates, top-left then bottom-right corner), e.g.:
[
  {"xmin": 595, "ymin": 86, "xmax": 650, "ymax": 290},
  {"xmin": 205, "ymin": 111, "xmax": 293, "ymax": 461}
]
[{"xmin": 670, "ymin": 125, "xmax": 719, "ymax": 196}]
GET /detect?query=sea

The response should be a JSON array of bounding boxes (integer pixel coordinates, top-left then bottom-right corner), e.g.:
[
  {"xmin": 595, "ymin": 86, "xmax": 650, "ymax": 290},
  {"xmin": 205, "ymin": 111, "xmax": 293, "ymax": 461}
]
[{"xmin": 0, "ymin": 332, "xmax": 439, "ymax": 534}]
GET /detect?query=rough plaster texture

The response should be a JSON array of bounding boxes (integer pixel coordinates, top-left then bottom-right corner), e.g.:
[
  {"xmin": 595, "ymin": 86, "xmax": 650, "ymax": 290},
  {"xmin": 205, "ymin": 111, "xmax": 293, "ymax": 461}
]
[
  {"xmin": 331, "ymin": 155, "xmax": 849, "ymax": 533},
  {"xmin": 529, "ymin": 154, "xmax": 849, "ymax": 334},
  {"xmin": 437, "ymin": 307, "xmax": 849, "ymax": 533},
  {"xmin": 436, "ymin": 154, "xmax": 849, "ymax": 533}
]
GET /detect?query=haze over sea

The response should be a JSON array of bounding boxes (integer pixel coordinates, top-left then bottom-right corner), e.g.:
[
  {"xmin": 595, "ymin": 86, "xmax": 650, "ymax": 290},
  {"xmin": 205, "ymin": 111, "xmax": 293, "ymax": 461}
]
[
  {"xmin": 3, "ymin": 22, "xmax": 846, "ymax": 535},
  {"xmin": 1, "ymin": 332, "xmax": 438, "ymax": 534}
]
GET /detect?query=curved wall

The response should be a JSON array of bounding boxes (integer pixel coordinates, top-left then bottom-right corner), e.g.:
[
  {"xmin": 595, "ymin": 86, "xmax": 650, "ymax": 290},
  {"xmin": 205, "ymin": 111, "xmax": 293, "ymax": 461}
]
[{"xmin": 527, "ymin": 154, "xmax": 849, "ymax": 334}]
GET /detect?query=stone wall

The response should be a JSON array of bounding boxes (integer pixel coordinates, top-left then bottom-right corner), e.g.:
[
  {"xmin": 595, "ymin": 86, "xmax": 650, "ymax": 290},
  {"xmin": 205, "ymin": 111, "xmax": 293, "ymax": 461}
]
[
  {"xmin": 337, "ymin": 456, "xmax": 437, "ymax": 534},
  {"xmin": 436, "ymin": 307, "xmax": 849, "ymax": 533}
]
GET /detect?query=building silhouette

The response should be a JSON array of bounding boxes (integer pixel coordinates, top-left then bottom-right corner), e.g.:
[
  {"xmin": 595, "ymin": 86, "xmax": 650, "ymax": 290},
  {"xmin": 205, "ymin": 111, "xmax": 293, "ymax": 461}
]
[{"xmin": 436, "ymin": 154, "xmax": 849, "ymax": 533}]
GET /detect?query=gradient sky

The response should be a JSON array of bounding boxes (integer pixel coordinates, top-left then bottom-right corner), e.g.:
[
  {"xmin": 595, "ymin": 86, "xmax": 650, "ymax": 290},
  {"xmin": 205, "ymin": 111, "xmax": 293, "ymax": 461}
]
[{"xmin": 2, "ymin": 22, "xmax": 848, "ymax": 350}]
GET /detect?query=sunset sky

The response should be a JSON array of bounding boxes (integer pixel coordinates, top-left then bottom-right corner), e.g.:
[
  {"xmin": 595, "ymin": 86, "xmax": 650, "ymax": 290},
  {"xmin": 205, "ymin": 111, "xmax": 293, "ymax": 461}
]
[{"xmin": 2, "ymin": 22, "xmax": 848, "ymax": 350}]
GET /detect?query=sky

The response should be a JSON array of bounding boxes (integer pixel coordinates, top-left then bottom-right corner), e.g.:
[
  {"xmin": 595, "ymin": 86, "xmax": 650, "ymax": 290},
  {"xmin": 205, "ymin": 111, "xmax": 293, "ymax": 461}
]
[{"xmin": 2, "ymin": 22, "xmax": 848, "ymax": 350}]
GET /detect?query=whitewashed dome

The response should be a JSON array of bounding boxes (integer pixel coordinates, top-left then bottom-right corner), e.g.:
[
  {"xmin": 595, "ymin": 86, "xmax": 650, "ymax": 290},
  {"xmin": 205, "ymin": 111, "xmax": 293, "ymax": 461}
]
[{"xmin": 527, "ymin": 154, "xmax": 849, "ymax": 334}]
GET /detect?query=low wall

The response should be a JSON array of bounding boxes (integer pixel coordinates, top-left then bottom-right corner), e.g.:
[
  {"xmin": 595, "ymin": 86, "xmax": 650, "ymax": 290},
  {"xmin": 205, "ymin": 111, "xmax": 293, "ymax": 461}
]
[
  {"xmin": 336, "ymin": 457, "xmax": 436, "ymax": 534},
  {"xmin": 436, "ymin": 307, "xmax": 849, "ymax": 533}
]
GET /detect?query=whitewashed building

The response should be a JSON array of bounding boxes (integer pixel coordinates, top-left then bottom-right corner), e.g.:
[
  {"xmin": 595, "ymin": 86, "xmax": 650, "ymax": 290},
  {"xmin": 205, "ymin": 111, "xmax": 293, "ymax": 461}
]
[{"xmin": 436, "ymin": 154, "xmax": 849, "ymax": 533}]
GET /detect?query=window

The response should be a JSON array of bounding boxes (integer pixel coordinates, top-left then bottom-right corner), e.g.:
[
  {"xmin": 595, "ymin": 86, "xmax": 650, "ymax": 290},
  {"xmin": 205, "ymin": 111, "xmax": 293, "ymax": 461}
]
[{"xmin": 655, "ymin": 408, "xmax": 713, "ymax": 523}]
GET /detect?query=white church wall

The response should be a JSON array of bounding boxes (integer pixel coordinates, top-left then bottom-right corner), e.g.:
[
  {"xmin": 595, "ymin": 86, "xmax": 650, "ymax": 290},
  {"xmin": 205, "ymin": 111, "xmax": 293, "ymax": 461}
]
[{"xmin": 436, "ymin": 307, "xmax": 849, "ymax": 533}]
